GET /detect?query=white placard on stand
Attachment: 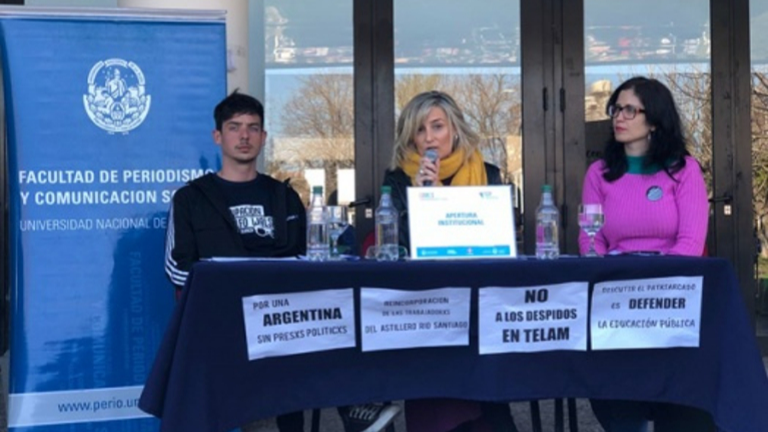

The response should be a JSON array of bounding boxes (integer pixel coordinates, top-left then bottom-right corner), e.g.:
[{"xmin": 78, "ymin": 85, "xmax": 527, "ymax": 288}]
[{"xmin": 407, "ymin": 185, "xmax": 516, "ymax": 259}]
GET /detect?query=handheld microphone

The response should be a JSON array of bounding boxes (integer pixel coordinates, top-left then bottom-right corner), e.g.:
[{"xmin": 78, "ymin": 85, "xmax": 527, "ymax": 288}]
[{"xmin": 423, "ymin": 148, "xmax": 439, "ymax": 186}]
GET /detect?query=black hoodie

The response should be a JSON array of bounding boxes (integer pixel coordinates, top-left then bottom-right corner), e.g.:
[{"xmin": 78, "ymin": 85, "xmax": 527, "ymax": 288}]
[{"xmin": 164, "ymin": 173, "xmax": 306, "ymax": 288}]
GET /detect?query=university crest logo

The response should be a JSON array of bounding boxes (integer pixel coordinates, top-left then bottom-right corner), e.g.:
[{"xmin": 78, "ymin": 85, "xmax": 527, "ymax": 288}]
[{"xmin": 83, "ymin": 58, "xmax": 151, "ymax": 133}]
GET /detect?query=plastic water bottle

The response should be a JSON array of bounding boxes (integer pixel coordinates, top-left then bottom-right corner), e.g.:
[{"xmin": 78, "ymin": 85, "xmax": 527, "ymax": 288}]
[
  {"xmin": 535, "ymin": 184, "xmax": 560, "ymax": 259},
  {"xmin": 375, "ymin": 185, "xmax": 399, "ymax": 261},
  {"xmin": 306, "ymin": 186, "xmax": 330, "ymax": 261}
]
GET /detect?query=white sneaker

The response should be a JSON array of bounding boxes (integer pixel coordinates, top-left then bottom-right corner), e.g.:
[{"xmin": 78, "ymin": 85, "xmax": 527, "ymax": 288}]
[{"xmin": 342, "ymin": 403, "xmax": 401, "ymax": 432}]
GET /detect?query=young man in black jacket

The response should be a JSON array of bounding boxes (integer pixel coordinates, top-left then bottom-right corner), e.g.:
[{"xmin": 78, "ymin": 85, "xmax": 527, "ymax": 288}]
[
  {"xmin": 165, "ymin": 92, "xmax": 306, "ymax": 290},
  {"xmin": 164, "ymin": 91, "xmax": 399, "ymax": 432},
  {"xmin": 164, "ymin": 91, "xmax": 306, "ymax": 432}
]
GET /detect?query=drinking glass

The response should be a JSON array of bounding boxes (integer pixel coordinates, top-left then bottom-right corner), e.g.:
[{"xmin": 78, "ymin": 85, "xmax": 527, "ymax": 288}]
[
  {"xmin": 364, "ymin": 245, "xmax": 409, "ymax": 261},
  {"xmin": 327, "ymin": 206, "xmax": 349, "ymax": 260},
  {"xmin": 578, "ymin": 204, "xmax": 604, "ymax": 257}
]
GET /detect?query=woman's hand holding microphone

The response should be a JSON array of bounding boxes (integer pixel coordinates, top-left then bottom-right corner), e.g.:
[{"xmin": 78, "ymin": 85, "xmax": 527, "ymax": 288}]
[{"xmin": 416, "ymin": 148, "xmax": 439, "ymax": 187}]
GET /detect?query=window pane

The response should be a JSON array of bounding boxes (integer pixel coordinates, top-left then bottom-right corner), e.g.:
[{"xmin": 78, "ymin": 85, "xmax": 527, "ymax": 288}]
[
  {"xmin": 583, "ymin": 0, "xmax": 712, "ymax": 244},
  {"xmin": 751, "ymin": 0, "xmax": 768, "ymax": 337},
  {"xmin": 264, "ymin": 1, "xmax": 354, "ymax": 216},
  {"xmin": 394, "ymin": 0, "xmax": 522, "ymax": 246}
]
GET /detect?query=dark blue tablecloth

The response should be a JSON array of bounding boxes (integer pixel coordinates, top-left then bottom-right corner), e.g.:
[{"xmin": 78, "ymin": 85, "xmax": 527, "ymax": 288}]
[{"xmin": 139, "ymin": 256, "xmax": 768, "ymax": 432}]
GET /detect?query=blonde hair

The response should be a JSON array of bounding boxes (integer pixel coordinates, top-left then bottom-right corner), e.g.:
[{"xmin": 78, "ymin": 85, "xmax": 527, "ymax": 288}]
[{"xmin": 391, "ymin": 91, "xmax": 481, "ymax": 170}]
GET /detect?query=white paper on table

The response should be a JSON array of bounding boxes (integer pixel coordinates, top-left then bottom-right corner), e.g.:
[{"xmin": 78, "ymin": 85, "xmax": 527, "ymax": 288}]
[
  {"xmin": 591, "ymin": 276, "xmax": 703, "ymax": 350},
  {"xmin": 360, "ymin": 287, "xmax": 471, "ymax": 352},
  {"xmin": 242, "ymin": 288, "xmax": 356, "ymax": 360},
  {"xmin": 478, "ymin": 282, "xmax": 589, "ymax": 354}
]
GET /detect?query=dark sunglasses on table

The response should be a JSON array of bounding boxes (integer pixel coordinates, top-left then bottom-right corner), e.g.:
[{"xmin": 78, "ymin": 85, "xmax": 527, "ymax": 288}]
[{"xmin": 607, "ymin": 104, "xmax": 646, "ymax": 120}]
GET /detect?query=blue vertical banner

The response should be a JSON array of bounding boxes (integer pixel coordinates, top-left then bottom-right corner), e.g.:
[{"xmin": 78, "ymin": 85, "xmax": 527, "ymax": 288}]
[{"xmin": 0, "ymin": 7, "xmax": 226, "ymax": 431}]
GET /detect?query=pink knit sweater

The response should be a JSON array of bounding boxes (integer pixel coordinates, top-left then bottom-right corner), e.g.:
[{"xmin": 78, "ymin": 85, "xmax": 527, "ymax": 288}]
[{"xmin": 578, "ymin": 156, "xmax": 709, "ymax": 256}]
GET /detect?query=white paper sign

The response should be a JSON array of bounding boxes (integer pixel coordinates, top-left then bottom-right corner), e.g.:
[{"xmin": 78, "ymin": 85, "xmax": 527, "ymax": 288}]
[
  {"xmin": 242, "ymin": 289, "xmax": 356, "ymax": 360},
  {"xmin": 478, "ymin": 282, "xmax": 589, "ymax": 354},
  {"xmin": 407, "ymin": 185, "xmax": 516, "ymax": 259},
  {"xmin": 591, "ymin": 276, "xmax": 703, "ymax": 350},
  {"xmin": 360, "ymin": 287, "xmax": 471, "ymax": 352}
]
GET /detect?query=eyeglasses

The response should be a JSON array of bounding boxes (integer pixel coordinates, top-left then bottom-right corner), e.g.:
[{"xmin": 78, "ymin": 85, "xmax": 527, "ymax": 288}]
[{"xmin": 607, "ymin": 104, "xmax": 646, "ymax": 120}]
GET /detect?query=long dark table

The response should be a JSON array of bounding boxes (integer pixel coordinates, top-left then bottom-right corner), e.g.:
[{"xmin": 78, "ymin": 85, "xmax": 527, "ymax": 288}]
[{"xmin": 139, "ymin": 256, "xmax": 768, "ymax": 432}]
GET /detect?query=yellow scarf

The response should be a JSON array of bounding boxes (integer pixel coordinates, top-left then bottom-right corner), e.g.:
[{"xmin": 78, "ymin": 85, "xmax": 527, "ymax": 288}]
[{"xmin": 401, "ymin": 148, "xmax": 488, "ymax": 186}]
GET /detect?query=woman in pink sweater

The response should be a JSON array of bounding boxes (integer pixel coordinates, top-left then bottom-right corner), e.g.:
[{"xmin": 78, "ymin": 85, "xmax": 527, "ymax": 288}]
[
  {"xmin": 583, "ymin": 77, "xmax": 712, "ymax": 432},
  {"xmin": 579, "ymin": 77, "xmax": 708, "ymax": 257}
]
